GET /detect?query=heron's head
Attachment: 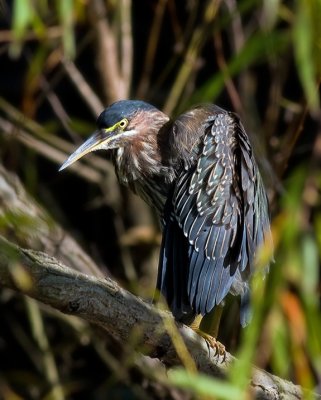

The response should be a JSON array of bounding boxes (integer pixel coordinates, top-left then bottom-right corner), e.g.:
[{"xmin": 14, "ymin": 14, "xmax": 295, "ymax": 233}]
[{"xmin": 59, "ymin": 100, "xmax": 169, "ymax": 171}]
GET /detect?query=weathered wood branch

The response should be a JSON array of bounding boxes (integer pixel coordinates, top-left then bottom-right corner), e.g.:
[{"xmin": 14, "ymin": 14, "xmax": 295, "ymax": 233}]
[
  {"xmin": 0, "ymin": 160, "xmax": 314, "ymax": 399},
  {"xmin": 0, "ymin": 162, "xmax": 104, "ymax": 277},
  {"xmin": 0, "ymin": 235, "xmax": 305, "ymax": 400}
]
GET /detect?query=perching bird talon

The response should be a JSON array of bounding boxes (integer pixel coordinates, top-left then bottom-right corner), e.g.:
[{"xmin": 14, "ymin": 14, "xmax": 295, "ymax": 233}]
[
  {"xmin": 208, "ymin": 337, "xmax": 225, "ymax": 359},
  {"xmin": 193, "ymin": 328, "xmax": 226, "ymax": 359}
]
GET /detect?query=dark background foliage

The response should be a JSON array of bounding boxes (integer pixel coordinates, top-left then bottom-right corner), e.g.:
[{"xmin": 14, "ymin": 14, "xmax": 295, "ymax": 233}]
[{"xmin": 0, "ymin": 0, "xmax": 320, "ymax": 399}]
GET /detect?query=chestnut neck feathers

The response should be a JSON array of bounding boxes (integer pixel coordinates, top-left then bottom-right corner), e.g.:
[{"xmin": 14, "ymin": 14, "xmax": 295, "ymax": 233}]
[
  {"xmin": 112, "ymin": 109, "xmax": 175, "ymax": 212},
  {"xmin": 112, "ymin": 104, "xmax": 219, "ymax": 215}
]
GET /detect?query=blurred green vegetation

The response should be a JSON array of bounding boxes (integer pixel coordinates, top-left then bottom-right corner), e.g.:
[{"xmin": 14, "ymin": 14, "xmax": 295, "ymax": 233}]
[{"xmin": 0, "ymin": 0, "xmax": 320, "ymax": 399}]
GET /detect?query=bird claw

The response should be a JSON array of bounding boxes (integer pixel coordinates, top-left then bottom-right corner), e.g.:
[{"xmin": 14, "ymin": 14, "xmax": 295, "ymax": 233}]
[
  {"xmin": 193, "ymin": 328, "xmax": 226, "ymax": 360},
  {"xmin": 206, "ymin": 336, "xmax": 226, "ymax": 360}
]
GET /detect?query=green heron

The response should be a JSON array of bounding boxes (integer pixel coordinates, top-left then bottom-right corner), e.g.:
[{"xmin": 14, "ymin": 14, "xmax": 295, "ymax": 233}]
[{"xmin": 60, "ymin": 100, "xmax": 272, "ymax": 353}]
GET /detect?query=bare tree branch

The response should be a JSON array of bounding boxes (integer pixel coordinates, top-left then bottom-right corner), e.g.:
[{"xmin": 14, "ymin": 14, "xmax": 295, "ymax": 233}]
[
  {"xmin": 0, "ymin": 162, "xmax": 103, "ymax": 277},
  {"xmin": 62, "ymin": 60, "xmax": 104, "ymax": 116},
  {"xmin": 136, "ymin": 0, "xmax": 167, "ymax": 98},
  {"xmin": 0, "ymin": 234, "xmax": 309, "ymax": 400},
  {"xmin": 88, "ymin": 0, "xmax": 129, "ymax": 102},
  {"xmin": 119, "ymin": 0, "xmax": 133, "ymax": 95},
  {"xmin": 0, "ymin": 160, "xmax": 314, "ymax": 399}
]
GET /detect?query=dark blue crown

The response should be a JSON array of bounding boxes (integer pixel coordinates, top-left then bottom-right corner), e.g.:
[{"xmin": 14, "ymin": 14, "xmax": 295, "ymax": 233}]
[{"xmin": 97, "ymin": 100, "xmax": 158, "ymax": 128}]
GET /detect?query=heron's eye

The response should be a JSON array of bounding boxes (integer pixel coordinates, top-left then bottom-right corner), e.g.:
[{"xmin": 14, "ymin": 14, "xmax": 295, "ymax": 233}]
[{"xmin": 119, "ymin": 119, "xmax": 128, "ymax": 129}]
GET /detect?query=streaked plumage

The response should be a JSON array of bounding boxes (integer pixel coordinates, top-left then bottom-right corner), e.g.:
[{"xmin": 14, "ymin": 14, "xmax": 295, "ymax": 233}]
[{"xmin": 60, "ymin": 100, "xmax": 272, "ymax": 334}]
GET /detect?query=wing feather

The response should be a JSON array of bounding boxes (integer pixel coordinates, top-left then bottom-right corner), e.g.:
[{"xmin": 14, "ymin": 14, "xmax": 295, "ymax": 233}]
[{"xmin": 157, "ymin": 106, "xmax": 272, "ymax": 323}]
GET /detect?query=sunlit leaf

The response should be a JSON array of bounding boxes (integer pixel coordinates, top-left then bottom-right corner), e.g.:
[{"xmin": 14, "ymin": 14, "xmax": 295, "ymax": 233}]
[
  {"xmin": 293, "ymin": 0, "xmax": 319, "ymax": 110},
  {"xmin": 56, "ymin": 0, "xmax": 75, "ymax": 59},
  {"xmin": 10, "ymin": 0, "xmax": 34, "ymax": 57},
  {"xmin": 262, "ymin": 0, "xmax": 280, "ymax": 30},
  {"xmin": 301, "ymin": 235, "xmax": 318, "ymax": 296},
  {"xmin": 10, "ymin": 0, "xmax": 46, "ymax": 58},
  {"xmin": 12, "ymin": 0, "xmax": 33, "ymax": 40},
  {"xmin": 187, "ymin": 30, "xmax": 289, "ymax": 105},
  {"xmin": 270, "ymin": 312, "xmax": 290, "ymax": 377},
  {"xmin": 168, "ymin": 368, "xmax": 244, "ymax": 400}
]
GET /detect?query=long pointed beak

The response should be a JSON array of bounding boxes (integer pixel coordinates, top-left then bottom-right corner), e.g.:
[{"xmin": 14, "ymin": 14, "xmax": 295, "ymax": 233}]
[{"xmin": 59, "ymin": 130, "xmax": 108, "ymax": 171}]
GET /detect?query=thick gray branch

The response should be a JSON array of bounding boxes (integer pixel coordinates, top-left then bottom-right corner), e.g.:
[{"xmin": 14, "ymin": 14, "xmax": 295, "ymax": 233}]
[
  {"xmin": 0, "ymin": 235, "xmax": 305, "ymax": 400},
  {"xmin": 0, "ymin": 160, "xmax": 310, "ymax": 400},
  {"xmin": 0, "ymin": 163, "xmax": 103, "ymax": 277}
]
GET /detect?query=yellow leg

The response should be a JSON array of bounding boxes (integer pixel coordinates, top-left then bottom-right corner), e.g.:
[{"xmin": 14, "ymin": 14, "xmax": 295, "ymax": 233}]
[
  {"xmin": 189, "ymin": 314, "xmax": 203, "ymax": 331},
  {"xmin": 200, "ymin": 304, "xmax": 224, "ymax": 339},
  {"xmin": 189, "ymin": 308, "xmax": 225, "ymax": 357}
]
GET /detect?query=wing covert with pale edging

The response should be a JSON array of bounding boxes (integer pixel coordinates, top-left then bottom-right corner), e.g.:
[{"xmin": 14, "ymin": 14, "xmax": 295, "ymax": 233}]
[{"xmin": 157, "ymin": 106, "xmax": 271, "ymax": 324}]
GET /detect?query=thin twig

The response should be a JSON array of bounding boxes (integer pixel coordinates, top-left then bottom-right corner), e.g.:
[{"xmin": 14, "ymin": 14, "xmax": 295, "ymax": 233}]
[
  {"xmin": 277, "ymin": 103, "xmax": 309, "ymax": 178},
  {"xmin": 0, "ymin": 97, "xmax": 113, "ymax": 174},
  {"xmin": 119, "ymin": 0, "xmax": 133, "ymax": 97},
  {"xmin": 39, "ymin": 75, "xmax": 78, "ymax": 141},
  {"xmin": 163, "ymin": 0, "xmax": 221, "ymax": 114},
  {"xmin": 88, "ymin": 0, "xmax": 127, "ymax": 102},
  {"xmin": 62, "ymin": 59, "xmax": 104, "ymax": 116},
  {"xmin": 0, "ymin": 117, "xmax": 102, "ymax": 184},
  {"xmin": 223, "ymin": 0, "xmax": 245, "ymax": 53},
  {"xmin": 136, "ymin": 0, "xmax": 168, "ymax": 98},
  {"xmin": 25, "ymin": 298, "xmax": 65, "ymax": 400},
  {"xmin": 0, "ymin": 26, "xmax": 63, "ymax": 42},
  {"xmin": 213, "ymin": 31, "xmax": 243, "ymax": 115},
  {"xmin": 0, "ymin": 162, "xmax": 105, "ymax": 278}
]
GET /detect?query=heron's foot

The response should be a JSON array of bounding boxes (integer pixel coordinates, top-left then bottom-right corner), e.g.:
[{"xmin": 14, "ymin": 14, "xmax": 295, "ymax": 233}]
[{"xmin": 193, "ymin": 328, "xmax": 226, "ymax": 358}]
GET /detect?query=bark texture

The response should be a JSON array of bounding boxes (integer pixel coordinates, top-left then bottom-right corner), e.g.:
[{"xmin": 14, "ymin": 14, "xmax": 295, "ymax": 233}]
[
  {"xmin": 0, "ymin": 163, "xmax": 314, "ymax": 399},
  {"xmin": 0, "ymin": 235, "xmax": 306, "ymax": 400},
  {"xmin": 0, "ymin": 163, "xmax": 103, "ymax": 277}
]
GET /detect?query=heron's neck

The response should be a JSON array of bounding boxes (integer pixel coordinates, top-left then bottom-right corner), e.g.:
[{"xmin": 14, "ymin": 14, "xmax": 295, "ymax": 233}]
[{"xmin": 113, "ymin": 124, "xmax": 176, "ymax": 214}]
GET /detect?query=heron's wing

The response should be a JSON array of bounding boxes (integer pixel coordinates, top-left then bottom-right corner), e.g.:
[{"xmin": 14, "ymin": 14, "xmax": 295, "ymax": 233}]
[
  {"xmin": 156, "ymin": 196, "xmax": 196, "ymax": 323},
  {"xmin": 159, "ymin": 110, "xmax": 271, "ymax": 319}
]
